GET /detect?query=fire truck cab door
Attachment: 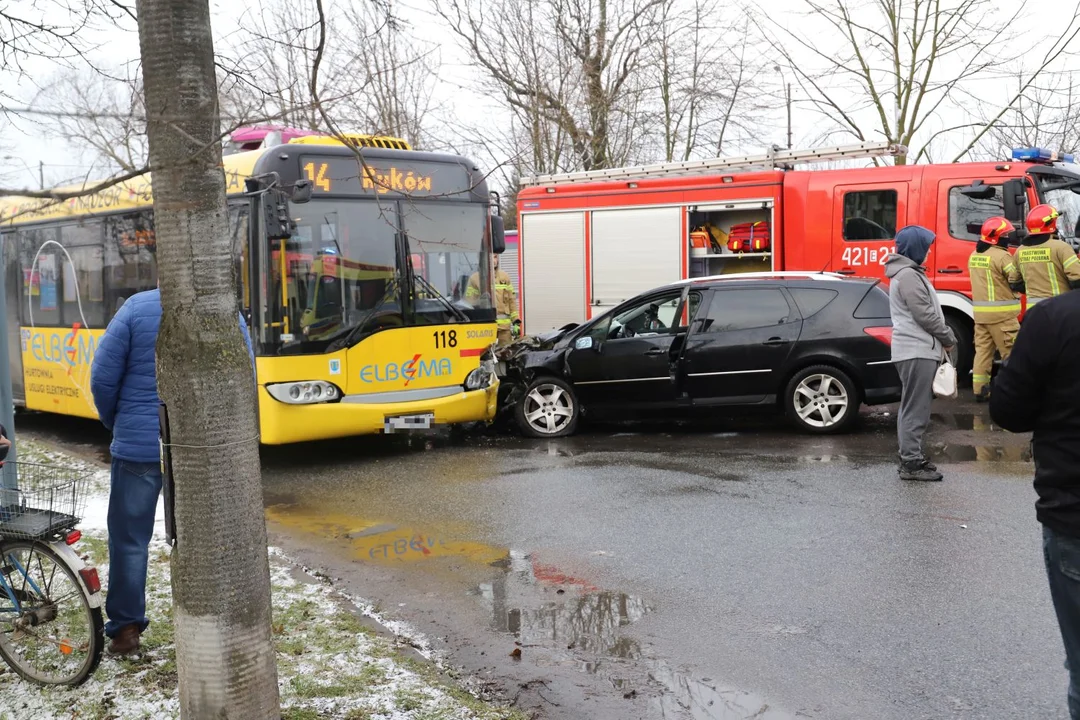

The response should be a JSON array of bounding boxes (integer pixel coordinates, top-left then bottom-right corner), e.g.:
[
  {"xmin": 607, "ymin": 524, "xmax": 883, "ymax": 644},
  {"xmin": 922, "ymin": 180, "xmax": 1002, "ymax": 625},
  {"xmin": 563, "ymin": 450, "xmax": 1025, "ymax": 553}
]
[
  {"xmin": 831, "ymin": 183, "xmax": 909, "ymax": 280},
  {"xmin": 931, "ymin": 176, "xmax": 1022, "ymax": 295}
]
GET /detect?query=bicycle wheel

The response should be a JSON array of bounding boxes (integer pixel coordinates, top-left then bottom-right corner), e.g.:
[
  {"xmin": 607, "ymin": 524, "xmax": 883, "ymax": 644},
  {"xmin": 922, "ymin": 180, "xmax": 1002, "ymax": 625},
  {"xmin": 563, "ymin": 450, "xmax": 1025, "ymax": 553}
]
[{"xmin": 0, "ymin": 540, "xmax": 104, "ymax": 685}]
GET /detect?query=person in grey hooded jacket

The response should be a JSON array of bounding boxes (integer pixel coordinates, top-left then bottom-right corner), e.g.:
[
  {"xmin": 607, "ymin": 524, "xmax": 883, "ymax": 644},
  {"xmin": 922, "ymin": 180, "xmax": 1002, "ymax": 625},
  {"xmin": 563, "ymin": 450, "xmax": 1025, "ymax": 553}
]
[{"xmin": 885, "ymin": 225, "xmax": 957, "ymax": 481}]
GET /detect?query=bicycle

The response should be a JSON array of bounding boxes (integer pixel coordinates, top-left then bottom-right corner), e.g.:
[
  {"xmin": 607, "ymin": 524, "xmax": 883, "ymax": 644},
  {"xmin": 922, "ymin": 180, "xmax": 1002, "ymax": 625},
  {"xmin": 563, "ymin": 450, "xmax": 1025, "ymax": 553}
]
[{"xmin": 0, "ymin": 462, "xmax": 104, "ymax": 686}]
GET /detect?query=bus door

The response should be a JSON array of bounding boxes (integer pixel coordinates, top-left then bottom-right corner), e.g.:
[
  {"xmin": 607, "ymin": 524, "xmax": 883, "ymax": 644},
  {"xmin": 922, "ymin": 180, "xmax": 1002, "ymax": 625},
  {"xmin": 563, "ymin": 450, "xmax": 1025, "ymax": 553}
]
[{"xmin": 831, "ymin": 182, "xmax": 909, "ymax": 280}]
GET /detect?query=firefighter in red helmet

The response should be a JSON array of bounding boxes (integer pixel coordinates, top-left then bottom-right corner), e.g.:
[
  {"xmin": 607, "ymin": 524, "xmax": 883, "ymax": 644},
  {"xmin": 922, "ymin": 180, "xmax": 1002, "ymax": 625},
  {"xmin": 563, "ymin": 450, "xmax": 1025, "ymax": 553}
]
[
  {"xmin": 1017, "ymin": 204, "xmax": 1080, "ymax": 307},
  {"xmin": 968, "ymin": 216, "xmax": 1023, "ymax": 402}
]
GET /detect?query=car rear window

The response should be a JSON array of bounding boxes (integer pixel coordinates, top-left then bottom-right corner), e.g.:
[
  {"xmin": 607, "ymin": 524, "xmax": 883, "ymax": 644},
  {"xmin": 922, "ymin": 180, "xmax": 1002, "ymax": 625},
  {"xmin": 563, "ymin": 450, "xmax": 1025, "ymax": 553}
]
[
  {"xmin": 854, "ymin": 284, "xmax": 891, "ymax": 318},
  {"xmin": 788, "ymin": 288, "xmax": 839, "ymax": 319}
]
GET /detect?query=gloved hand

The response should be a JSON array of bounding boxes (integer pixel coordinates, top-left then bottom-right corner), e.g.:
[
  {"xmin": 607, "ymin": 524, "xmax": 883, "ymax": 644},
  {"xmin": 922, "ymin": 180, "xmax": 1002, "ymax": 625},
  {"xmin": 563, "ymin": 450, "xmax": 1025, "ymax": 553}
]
[{"xmin": 512, "ymin": 320, "xmax": 521, "ymax": 339}]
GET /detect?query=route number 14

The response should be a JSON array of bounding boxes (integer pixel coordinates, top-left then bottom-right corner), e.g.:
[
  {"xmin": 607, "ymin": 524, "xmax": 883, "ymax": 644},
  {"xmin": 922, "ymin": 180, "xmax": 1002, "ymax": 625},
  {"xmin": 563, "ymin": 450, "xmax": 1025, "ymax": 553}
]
[{"xmin": 841, "ymin": 245, "xmax": 894, "ymax": 267}]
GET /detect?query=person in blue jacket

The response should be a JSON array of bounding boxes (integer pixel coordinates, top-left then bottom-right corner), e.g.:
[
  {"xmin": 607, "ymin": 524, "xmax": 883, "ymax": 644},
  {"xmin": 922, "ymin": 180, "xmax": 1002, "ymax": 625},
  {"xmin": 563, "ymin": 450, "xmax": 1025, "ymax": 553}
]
[{"xmin": 90, "ymin": 288, "xmax": 252, "ymax": 656}]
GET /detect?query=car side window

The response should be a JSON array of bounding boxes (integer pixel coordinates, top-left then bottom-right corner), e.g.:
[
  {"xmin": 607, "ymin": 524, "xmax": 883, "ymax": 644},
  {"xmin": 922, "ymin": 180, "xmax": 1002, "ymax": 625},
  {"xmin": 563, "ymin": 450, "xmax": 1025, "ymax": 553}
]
[
  {"xmin": 698, "ymin": 289, "xmax": 792, "ymax": 333},
  {"xmin": 608, "ymin": 292, "xmax": 682, "ymax": 340}
]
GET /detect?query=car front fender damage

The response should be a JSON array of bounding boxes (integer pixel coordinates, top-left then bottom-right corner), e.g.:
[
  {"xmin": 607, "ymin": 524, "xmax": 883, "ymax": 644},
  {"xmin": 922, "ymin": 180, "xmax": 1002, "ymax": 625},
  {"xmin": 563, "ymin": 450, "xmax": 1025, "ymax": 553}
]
[{"xmin": 494, "ymin": 334, "xmax": 569, "ymax": 424}]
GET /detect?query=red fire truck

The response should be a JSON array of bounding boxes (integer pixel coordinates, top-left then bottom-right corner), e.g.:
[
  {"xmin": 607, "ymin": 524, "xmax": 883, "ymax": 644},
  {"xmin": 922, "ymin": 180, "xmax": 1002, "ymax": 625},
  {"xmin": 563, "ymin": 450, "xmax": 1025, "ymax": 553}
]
[{"xmin": 514, "ymin": 142, "xmax": 1080, "ymax": 374}]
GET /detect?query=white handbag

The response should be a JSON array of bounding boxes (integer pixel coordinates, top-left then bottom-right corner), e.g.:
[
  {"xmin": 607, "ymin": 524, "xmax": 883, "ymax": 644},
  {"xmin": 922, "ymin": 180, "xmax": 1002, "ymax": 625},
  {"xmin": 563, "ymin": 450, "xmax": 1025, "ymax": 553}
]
[{"xmin": 933, "ymin": 361, "xmax": 958, "ymax": 399}]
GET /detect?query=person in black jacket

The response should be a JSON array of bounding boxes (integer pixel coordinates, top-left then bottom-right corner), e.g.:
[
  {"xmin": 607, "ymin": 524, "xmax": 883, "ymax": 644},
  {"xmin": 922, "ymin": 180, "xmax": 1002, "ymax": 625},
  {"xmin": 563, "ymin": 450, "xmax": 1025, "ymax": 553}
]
[{"xmin": 990, "ymin": 290, "xmax": 1080, "ymax": 720}]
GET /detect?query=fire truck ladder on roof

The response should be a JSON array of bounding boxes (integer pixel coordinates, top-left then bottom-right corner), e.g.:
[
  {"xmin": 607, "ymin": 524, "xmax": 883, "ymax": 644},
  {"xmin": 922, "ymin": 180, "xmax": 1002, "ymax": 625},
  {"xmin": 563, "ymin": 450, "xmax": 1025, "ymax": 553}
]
[{"xmin": 519, "ymin": 142, "xmax": 908, "ymax": 187}]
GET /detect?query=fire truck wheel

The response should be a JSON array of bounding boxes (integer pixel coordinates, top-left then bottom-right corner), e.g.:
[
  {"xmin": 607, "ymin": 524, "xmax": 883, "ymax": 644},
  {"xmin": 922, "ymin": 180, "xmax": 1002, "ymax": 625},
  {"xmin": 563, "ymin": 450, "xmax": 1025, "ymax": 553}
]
[
  {"xmin": 784, "ymin": 365, "xmax": 859, "ymax": 435},
  {"xmin": 516, "ymin": 376, "xmax": 580, "ymax": 438}
]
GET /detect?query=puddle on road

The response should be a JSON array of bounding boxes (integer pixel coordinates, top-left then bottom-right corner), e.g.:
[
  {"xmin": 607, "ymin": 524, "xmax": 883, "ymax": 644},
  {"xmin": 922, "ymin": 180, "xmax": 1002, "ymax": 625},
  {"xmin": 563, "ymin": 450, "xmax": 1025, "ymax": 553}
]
[
  {"xmin": 474, "ymin": 552, "xmax": 799, "ymax": 719},
  {"xmin": 264, "ymin": 504, "xmax": 509, "ymax": 567},
  {"xmin": 931, "ymin": 412, "xmax": 1002, "ymax": 432},
  {"xmin": 927, "ymin": 443, "xmax": 1032, "ymax": 463},
  {"xmin": 650, "ymin": 661, "xmax": 799, "ymax": 720}
]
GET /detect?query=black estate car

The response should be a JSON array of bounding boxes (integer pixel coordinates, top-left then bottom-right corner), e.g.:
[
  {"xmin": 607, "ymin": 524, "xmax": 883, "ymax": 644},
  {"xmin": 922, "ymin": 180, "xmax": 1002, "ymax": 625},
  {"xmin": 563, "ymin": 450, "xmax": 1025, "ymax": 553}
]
[{"xmin": 497, "ymin": 273, "xmax": 901, "ymax": 437}]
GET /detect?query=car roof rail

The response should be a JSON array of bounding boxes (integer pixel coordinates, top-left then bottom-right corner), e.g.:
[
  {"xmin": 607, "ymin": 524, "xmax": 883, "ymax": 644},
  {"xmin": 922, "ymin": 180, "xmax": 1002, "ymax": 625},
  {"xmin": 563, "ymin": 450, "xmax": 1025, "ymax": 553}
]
[{"xmin": 687, "ymin": 271, "xmax": 848, "ymax": 284}]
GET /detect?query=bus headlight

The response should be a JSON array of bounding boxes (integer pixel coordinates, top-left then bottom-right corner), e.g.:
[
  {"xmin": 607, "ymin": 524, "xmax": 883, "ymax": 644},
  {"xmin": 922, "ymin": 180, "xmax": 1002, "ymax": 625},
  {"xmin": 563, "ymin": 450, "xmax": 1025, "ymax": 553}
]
[
  {"xmin": 266, "ymin": 381, "xmax": 341, "ymax": 404},
  {"xmin": 464, "ymin": 357, "xmax": 496, "ymax": 391}
]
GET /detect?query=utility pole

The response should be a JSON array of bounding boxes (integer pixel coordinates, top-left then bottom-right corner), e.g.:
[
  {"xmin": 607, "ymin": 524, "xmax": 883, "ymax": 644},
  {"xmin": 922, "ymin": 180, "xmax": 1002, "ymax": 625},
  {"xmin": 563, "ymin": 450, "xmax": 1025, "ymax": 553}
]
[
  {"xmin": 786, "ymin": 83, "xmax": 793, "ymax": 150},
  {"xmin": 38, "ymin": 162, "xmax": 43, "ymax": 192},
  {"xmin": 775, "ymin": 66, "xmax": 793, "ymax": 150}
]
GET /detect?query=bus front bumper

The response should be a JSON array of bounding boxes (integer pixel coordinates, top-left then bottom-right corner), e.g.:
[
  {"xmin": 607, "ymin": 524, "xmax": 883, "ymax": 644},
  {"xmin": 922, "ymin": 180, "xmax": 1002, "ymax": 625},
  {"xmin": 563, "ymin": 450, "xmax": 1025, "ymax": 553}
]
[{"xmin": 257, "ymin": 380, "xmax": 499, "ymax": 445}]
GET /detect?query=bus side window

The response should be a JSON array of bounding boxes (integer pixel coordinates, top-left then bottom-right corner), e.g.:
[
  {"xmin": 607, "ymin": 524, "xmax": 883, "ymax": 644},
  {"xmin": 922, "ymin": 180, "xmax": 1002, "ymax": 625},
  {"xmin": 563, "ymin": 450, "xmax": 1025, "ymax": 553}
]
[
  {"xmin": 18, "ymin": 227, "xmax": 62, "ymax": 328},
  {"xmin": 104, "ymin": 212, "xmax": 157, "ymax": 318},
  {"xmin": 58, "ymin": 221, "xmax": 106, "ymax": 329}
]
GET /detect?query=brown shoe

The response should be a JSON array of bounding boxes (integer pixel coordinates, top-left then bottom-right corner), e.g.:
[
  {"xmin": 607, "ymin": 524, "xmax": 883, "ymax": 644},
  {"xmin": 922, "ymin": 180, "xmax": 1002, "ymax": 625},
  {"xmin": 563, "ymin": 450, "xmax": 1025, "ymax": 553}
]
[{"xmin": 107, "ymin": 625, "xmax": 141, "ymax": 656}]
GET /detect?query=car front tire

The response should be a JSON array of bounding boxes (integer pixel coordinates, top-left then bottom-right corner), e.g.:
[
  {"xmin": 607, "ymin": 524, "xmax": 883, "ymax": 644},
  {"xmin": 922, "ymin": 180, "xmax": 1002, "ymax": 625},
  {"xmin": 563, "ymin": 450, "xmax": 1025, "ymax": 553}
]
[
  {"xmin": 515, "ymin": 376, "xmax": 580, "ymax": 438},
  {"xmin": 784, "ymin": 364, "xmax": 859, "ymax": 434}
]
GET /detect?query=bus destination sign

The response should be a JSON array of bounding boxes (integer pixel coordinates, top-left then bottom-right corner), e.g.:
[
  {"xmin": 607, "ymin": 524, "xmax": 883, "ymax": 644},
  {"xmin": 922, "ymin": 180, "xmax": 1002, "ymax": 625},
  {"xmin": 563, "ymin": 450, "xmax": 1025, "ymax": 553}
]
[{"xmin": 299, "ymin": 156, "xmax": 472, "ymax": 198}]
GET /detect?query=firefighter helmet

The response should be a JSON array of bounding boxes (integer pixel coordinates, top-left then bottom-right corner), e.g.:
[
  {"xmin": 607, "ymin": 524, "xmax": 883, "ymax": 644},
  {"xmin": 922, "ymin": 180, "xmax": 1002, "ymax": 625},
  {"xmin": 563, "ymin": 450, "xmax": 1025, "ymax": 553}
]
[
  {"xmin": 1026, "ymin": 204, "xmax": 1060, "ymax": 236},
  {"xmin": 979, "ymin": 216, "xmax": 1015, "ymax": 246}
]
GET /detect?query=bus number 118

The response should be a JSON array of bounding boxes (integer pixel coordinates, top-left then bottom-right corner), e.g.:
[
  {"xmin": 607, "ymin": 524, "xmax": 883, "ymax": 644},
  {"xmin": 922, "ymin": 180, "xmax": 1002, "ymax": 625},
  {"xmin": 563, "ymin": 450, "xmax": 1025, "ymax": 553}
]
[{"xmin": 433, "ymin": 330, "xmax": 458, "ymax": 348}]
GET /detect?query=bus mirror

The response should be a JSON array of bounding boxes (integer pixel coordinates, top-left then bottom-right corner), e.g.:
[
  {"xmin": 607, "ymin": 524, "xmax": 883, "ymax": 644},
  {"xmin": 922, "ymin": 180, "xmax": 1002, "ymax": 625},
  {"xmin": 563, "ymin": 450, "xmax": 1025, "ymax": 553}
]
[
  {"xmin": 264, "ymin": 188, "xmax": 296, "ymax": 241},
  {"xmin": 491, "ymin": 215, "xmax": 506, "ymax": 254},
  {"xmin": 1002, "ymin": 178, "xmax": 1027, "ymax": 224},
  {"xmin": 959, "ymin": 179, "xmax": 995, "ymax": 200},
  {"xmin": 291, "ymin": 179, "xmax": 313, "ymax": 204}
]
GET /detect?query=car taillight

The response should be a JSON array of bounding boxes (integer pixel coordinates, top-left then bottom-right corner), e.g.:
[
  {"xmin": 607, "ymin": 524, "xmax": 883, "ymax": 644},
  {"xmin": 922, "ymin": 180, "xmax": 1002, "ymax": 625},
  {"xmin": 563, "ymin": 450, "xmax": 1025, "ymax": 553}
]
[
  {"xmin": 864, "ymin": 326, "xmax": 892, "ymax": 345},
  {"xmin": 79, "ymin": 567, "xmax": 101, "ymax": 594}
]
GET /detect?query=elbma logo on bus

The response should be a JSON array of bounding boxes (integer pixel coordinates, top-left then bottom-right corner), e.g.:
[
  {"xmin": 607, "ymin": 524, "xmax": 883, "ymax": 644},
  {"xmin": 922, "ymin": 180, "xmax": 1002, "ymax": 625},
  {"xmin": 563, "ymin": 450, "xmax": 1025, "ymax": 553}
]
[{"xmin": 359, "ymin": 354, "xmax": 452, "ymax": 386}]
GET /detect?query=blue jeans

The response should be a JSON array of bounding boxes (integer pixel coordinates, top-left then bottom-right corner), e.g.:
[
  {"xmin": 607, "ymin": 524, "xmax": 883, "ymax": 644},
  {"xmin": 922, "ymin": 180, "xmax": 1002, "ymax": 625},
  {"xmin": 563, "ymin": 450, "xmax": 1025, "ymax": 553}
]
[
  {"xmin": 1044, "ymin": 525, "xmax": 1080, "ymax": 720},
  {"xmin": 105, "ymin": 458, "xmax": 162, "ymax": 638}
]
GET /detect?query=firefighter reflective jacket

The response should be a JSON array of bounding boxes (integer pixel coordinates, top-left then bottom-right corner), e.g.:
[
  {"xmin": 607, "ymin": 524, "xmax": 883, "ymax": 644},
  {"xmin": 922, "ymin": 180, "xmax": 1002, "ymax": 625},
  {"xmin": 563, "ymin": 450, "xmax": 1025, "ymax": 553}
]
[
  {"xmin": 1017, "ymin": 238, "xmax": 1080, "ymax": 304},
  {"xmin": 466, "ymin": 269, "xmax": 518, "ymax": 329},
  {"xmin": 968, "ymin": 246, "xmax": 1021, "ymax": 324}
]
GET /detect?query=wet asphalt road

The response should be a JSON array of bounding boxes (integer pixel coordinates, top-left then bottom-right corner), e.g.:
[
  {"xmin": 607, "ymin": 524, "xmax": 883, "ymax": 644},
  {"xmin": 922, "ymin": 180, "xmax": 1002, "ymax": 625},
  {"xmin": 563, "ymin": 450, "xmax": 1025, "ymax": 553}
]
[{"xmin": 18, "ymin": 395, "xmax": 1057, "ymax": 719}]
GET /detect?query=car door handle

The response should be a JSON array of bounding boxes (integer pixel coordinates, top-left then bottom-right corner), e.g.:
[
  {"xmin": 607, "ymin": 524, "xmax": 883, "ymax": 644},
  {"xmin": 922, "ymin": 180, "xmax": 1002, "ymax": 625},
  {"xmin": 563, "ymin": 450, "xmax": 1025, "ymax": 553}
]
[
  {"xmin": 763, "ymin": 337, "xmax": 790, "ymax": 346},
  {"xmin": 836, "ymin": 268, "xmax": 856, "ymax": 275},
  {"xmin": 938, "ymin": 267, "xmax": 963, "ymax": 274},
  {"xmin": 644, "ymin": 347, "xmax": 666, "ymax": 356}
]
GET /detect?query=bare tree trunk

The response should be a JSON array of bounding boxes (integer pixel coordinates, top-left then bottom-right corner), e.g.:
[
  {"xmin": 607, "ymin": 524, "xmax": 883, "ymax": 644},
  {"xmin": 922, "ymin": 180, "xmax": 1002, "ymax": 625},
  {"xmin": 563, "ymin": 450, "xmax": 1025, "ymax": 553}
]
[{"xmin": 135, "ymin": 0, "xmax": 280, "ymax": 717}]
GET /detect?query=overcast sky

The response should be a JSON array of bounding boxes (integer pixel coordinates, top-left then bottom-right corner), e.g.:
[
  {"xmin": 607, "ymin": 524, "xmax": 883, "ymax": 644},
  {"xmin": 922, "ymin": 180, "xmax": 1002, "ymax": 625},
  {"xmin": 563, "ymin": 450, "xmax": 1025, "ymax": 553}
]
[{"xmin": 1, "ymin": 0, "xmax": 1075, "ymax": 190}]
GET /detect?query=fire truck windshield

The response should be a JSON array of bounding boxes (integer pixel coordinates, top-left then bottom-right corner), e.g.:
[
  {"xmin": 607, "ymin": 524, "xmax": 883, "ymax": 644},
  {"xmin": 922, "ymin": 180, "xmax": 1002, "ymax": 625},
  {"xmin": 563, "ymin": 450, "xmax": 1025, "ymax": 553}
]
[
  {"xmin": 1032, "ymin": 169, "xmax": 1080, "ymax": 246},
  {"xmin": 1042, "ymin": 184, "xmax": 1080, "ymax": 245}
]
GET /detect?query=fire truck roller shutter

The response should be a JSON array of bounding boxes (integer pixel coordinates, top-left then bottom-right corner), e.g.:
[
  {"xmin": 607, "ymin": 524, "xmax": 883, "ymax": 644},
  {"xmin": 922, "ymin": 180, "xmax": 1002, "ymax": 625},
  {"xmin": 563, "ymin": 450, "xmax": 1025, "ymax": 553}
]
[
  {"xmin": 520, "ymin": 211, "xmax": 587, "ymax": 333},
  {"xmin": 591, "ymin": 207, "xmax": 683, "ymax": 313},
  {"xmin": 501, "ymin": 244, "xmax": 519, "ymax": 296}
]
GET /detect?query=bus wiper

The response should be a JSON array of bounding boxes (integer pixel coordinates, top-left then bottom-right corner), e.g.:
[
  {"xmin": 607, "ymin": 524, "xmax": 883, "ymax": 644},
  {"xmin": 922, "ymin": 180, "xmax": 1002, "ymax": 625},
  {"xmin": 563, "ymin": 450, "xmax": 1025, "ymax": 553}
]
[
  {"xmin": 325, "ymin": 279, "xmax": 400, "ymax": 352},
  {"xmin": 410, "ymin": 270, "xmax": 469, "ymax": 322}
]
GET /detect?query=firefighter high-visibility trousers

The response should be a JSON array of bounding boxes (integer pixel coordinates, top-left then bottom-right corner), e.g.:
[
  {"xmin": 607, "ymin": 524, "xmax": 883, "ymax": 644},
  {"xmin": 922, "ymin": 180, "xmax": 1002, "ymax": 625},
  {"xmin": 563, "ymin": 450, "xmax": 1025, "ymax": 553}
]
[{"xmin": 972, "ymin": 318, "xmax": 1020, "ymax": 394}]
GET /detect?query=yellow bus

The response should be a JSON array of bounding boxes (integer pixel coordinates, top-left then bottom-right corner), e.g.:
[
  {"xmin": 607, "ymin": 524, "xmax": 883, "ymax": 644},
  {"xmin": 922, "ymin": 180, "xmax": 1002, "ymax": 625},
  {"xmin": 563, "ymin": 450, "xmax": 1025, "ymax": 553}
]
[{"xmin": 0, "ymin": 135, "xmax": 504, "ymax": 443}]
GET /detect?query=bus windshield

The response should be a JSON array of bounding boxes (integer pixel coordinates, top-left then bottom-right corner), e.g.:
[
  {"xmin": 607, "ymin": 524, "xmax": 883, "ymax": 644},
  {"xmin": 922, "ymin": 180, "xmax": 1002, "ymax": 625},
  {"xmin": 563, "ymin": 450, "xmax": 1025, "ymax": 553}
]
[{"xmin": 257, "ymin": 198, "xmax": 495, "ymax": 354}]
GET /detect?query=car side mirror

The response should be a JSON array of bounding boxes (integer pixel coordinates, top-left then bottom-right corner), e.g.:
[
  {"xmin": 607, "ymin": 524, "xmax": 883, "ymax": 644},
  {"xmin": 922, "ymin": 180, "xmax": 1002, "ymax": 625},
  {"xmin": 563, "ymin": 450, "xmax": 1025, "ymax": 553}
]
[{"xmin": 575, "ymin": 336, "xmax": 595, "ymax": 351}]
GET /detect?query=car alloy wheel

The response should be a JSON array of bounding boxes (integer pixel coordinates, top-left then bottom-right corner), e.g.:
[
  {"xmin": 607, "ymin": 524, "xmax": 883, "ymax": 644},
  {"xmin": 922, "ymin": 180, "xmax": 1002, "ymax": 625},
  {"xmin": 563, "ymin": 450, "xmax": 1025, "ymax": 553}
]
[
  {"xmin": 522, "ymin": 382, "xmax": 575, "ymax": 435},
  {"xmin": 792, "ymin": 373, "xmax": 849, "ymax": 429}
]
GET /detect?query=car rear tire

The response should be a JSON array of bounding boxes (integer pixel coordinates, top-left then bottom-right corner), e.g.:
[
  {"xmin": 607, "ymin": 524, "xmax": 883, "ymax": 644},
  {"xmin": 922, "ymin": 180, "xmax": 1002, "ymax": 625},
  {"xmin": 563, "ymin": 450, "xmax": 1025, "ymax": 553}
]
[
  {"xmin": 515, "ymin": 376, "xmax": 580, "ymax": 438},
  {"xmin": 784, "ymin": 364, "xmax": 859, "ymax": 435}
]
